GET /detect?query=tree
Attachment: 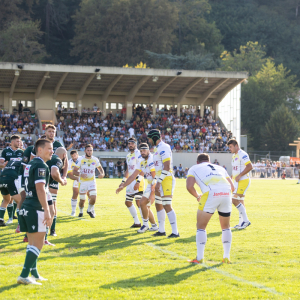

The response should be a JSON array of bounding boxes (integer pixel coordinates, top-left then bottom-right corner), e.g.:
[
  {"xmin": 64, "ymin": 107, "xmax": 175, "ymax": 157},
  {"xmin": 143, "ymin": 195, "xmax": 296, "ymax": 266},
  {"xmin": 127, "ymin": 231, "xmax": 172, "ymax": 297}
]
[
  {"xmin": 0, "ymin": 21, "xmax": 47, "ymax": 63},
  {"xmin": 146, "ymin": 50, "xmax": 219, "ymax": 70},
  {"xmin": 169, "ymin": 0, "xmax": 223, "ymax": 57},
  {"xmin": 219, "ymin": 41, "xmax": 268, "ymax": 76},
  {"xmin": 263, "ymin": 104, "xmax": 300, "ymax": 151},
  {"xmin": 71, "ymin": 0, "xmax": 178, "ymax": 66},
  {"xmin": 241, "ymin": 59, "xmax": 299, "ymax": 149}
]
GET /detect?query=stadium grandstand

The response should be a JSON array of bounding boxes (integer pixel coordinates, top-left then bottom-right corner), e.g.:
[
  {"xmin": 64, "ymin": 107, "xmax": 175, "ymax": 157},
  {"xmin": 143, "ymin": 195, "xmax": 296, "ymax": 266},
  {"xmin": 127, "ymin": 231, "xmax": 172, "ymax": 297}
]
[{"xmin": 0, "ymin": 62, "xmax": 247, "ymax": 170}]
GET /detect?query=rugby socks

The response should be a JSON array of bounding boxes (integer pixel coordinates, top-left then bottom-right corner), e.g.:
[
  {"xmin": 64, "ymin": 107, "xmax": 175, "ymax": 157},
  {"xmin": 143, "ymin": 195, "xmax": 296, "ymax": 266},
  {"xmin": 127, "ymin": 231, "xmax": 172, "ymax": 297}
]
[
  {"xmin": 13, "ymin": 200, "xmax": 17, "ymax": 217},
  {"xmin": 20, "ymin": 246, "xmax": 40, "ymax": 278},
  {"xmin": 0, "ymin": 207, "xmax": 6, "ymax": 220},
  {"xmin": 157, "ymin": 209, "xmax": 166, "ymax": 233},
  {"xmin": 7, "ymin": 203, "xmax": 13, "ymax": 219},
  {"xmin": 26, "ymin": 245, "xmax": 40, "ymax": 278},
  {"xmin": 79, "ymin": 206, "xmax": 84, "ymax": 213},
  {"xmin": 222, "ymin": 229, "xmax": 232, "ymax": 259},
  {"xmin": 196, "ymin": 229, "xmax": 207, "ymax": 261},
  {"xmin": 87, "ymin": 204, "xmax": 94, "ymax": 212},
  {"xmin": 236, "ymin": 203, "xmax": 249, "ymax": 223},
  {"xmin": 51, "ymin": 216, "xmax": 57, "ymax": 232},
  {"xmin": 167, "ymin": 210, "xmax": 178, "ymax": 235},
  {"xmin": 128, "ymin": 205, "xmax": 140, "ymax": 224},
  {"xmin": 143, "ymin": 218, "xmax": 149, "ymax": 228},
  {"xmin": 71, "ymin": 199, "xmax": 77, "ymax": 214}
]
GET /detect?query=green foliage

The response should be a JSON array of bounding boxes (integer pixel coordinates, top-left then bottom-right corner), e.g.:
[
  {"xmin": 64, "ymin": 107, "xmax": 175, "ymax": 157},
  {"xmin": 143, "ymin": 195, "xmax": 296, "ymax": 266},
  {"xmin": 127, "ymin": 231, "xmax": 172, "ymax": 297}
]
[
  {"xmin": 241, "ymin": 59, "xmax": 298, "ymax": 149},
  {"xmin": 71, "ymin": 0, "xmax": 178, "ymax": 66},
  {"xmin": 0, "ymin": 20, "xmax": 47, "ymax": 63},
  {"xmin": 263, "ymin": 104, "xmax": 300, "ymax": 151},
  {"xmin": 146, "ymin": 50, "xmax": 219, "ymax": 70},
  {"xmin": 219, "ymin": 41, "xmax": 268, "ymax": 76}
]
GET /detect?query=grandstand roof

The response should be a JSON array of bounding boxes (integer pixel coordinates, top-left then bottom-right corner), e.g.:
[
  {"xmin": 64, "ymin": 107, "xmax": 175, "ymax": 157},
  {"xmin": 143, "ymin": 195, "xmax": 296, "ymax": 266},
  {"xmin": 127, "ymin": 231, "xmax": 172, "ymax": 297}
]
[{"xmin": 0, "ymin": 62, "xmax": 248, "ymax": 103}]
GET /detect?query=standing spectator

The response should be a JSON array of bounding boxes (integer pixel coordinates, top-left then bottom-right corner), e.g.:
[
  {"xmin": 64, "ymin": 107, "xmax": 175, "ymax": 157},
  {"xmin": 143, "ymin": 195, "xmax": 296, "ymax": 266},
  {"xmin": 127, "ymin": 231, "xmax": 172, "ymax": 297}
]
[
  {"xmin": 108, "ymin": 160, "xmax": 114, "ymax": 178},
  {"xmin": 101, "ymin": 159, "xmax": 107, "ymax": 178},
  {"xmin": 93, "ymin": 103, "xmax": 98, "ymax": 112},
  {"xmin": 116, "ymin": 159, "xmax": 122, "ymax": 178},
  {"xmin": 129, "ymin": 127, "xmax": 135, "ymax": 137},
  {"xmin": 18, "ymin": 102, "xmax": 23, "ymax": 113},
  {"xmin": 57, "ymin": 102, "xmax": 62, "ymax": 114}
]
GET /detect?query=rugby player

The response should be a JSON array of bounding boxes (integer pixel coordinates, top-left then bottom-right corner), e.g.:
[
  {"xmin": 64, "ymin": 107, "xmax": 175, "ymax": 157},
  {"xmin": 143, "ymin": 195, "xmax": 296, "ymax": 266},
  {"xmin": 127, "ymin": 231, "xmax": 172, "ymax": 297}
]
[
  {"xmin": 44, "ymin": 124, "xmax": 68, "ymax": 236},
  {"xmin": 119, "ymin": 137, "xmax": 144, "ymax": 228},
  {"xmin": 147, "ymin": 129, "xmax": 179, "ymax": 238},
  {"xmin": 73, "ymin": 144, "xmax": 104, "ymax": 218},
  {"xmin": 44, "ymin": 147, "xmax": 67, "ymax": 245},
  {"xmin": 67, "ymin": 150, "xmax": 80, "ymax": 216},
  {"xmin": 0, "ymin": 135, "xmax": 23, "ymax": 226},
  {"xmin": 228, "ymin": 139, "xmax": 253, "ymax": 230},
  {"xmin": 186, "ymin": 153, "xmax": 235, "ymax": 264},
  {"xmin": 116, "ymin": 143, "xmax": 158, "ymax": 233},
  {"xmin": 18, "ymin": 139, "xmax": 53, "ymax": 285}
]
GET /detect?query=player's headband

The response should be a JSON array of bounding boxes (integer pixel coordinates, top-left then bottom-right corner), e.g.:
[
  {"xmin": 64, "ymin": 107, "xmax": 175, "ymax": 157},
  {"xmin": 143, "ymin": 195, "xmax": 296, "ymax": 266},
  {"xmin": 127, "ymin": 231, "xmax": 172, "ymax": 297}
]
[
  {"xmin": 128, "ymin": 139, "xmax": 137, "ymax": 144},
  {"xmin": 140, "ymin": 145, "xmax": 149, "ymax": 150}
]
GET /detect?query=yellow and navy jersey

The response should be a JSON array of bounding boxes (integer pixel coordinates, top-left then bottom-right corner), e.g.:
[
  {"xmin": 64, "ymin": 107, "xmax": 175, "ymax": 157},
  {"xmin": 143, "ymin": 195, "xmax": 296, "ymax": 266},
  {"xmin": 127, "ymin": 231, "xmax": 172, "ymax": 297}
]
[
  {"xmin": 126, "ymin": 149, "xmax": 141, "ymax": 176},
  {"xmin": 136, "ymin": 153, "xmax": 155, "ymax": 184},
  {"xmin": 75, "ymin": 155, "xmax": 100, "ymax": 182},
  {"xmin": 187, "ymin": 162, "xmax": 231, "ymax": 194},
  {"xmin": 68, "ymin": 158, "xmax": 79, "ymax": 174},
  {"xmin": 231, "ymin": 149, "xmax": 251, "ymax": 180},
  {"xmin": 152, "ymin": 141, "xmax": 173, "ymax": 176}
]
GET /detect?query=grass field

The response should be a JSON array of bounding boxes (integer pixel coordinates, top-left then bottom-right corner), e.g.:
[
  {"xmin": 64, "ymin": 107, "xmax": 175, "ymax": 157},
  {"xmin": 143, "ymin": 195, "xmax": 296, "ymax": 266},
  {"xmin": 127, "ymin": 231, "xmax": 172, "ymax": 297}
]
[{"xmin": 0, "ymin": 178, "xmax": 299, "ymax": 299}]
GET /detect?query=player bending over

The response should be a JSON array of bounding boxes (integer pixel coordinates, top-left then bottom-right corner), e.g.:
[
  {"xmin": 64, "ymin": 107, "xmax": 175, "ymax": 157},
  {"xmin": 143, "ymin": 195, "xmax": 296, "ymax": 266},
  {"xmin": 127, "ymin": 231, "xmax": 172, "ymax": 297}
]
[
  {"xmin": 116, "ymin": 143, "xmax": 158, "ymax": 233},
  {"xmin": 73, "ymin": 144, "xmax": 104, "ymax": 218},
  {"xmin": 186, "ymin": 153, "xmax": 235, "ymax": 264},
  {"xmin": 119, "ymin": 137, "xmax": 144, "ymax": 228},
  {"xmin": 228, "ymin": 139, "xmax": 253, "ymax": 230},
  {"xmin": 18, "ymin": 139, "xmax": 53, "ymax": 285}
]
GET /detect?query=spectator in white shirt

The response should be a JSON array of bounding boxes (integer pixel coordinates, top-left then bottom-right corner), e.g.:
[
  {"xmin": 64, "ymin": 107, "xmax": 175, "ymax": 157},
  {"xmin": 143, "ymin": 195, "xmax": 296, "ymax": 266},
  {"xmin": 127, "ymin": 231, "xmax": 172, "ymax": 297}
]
[
  {"xmin": 128, "ymin": 127, "xmax": 135, "ymax": 137},
  {"xmin": 93, "ymin": 104, "xmax": 98, "ymax": 112}
]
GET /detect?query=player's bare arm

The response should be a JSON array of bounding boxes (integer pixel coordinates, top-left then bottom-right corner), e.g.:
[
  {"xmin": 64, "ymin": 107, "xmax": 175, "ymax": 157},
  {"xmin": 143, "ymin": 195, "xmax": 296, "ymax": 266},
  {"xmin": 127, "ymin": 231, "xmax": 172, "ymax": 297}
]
[
  {"xmin": 0, "ymin": 159, "xmax": 8, "ymax": 169},
  {"xmin": 226, "ymin": 177, "xmax": 235, "ymax": 192},
  {"xmin": 61, "ymin": 153, "xmax": 69, "ymax": 179},
  {"xmin": 51, "ymin": 167, "xmax": 67, "ymax": 186},
  {"xmin": 68, "ymin": 171, "xmax": 79, "ymax": 181},
  {"xmin": 97, "ymin": 165, "xmax": 105, "ymax": 179},
  {"xmin": 186, "ymin": 176, "xmax": 201, "ymax": 201},
  {"xmin": 235, "ymin": 163, "xmax": 253, "ymax": 182},
  {"xmin": 116, "ymin": 169, "xmax": 141, "ymax": 194}
]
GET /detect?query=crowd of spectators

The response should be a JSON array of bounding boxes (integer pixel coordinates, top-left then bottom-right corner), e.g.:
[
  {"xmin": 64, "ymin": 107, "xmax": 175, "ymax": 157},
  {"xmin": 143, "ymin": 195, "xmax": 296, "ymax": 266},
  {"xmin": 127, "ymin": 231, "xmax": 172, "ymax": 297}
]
[
  {"xmin": 0, "ymin": 106, "xmax": 39, "ymax": 149},
  {"xmin": 58, "ymin": 103, "xmax": 233, "ymax": 152}
]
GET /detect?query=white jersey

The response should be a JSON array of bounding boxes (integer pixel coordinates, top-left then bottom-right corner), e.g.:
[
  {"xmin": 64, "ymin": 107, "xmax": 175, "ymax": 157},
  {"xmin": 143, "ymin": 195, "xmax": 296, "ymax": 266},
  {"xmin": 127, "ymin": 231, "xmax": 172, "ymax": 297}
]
[
  {"xmin": 75, "ymin": 155, "xmax": 100, "ymax": 182},
  {"xmin": 126, "ymin": 149, "xmax": 141, "ymax": 176},
  {"xmin": 153, "ymin": 141, "xmax": 173, "ymax": 176},
  {"xmin": 67, "ymin": 158, "xmax": 79, "ymax": 174},
  {"xmin": 231, "ymin": 149, "xmax": 251, "ymax": 181},
  {"xmin": 187, "ymin": 162, "xmax": 231, "ymax": 194},
  {"xmin": 136, "ymin": 153, "xmax": 155, "ymax": 184}
]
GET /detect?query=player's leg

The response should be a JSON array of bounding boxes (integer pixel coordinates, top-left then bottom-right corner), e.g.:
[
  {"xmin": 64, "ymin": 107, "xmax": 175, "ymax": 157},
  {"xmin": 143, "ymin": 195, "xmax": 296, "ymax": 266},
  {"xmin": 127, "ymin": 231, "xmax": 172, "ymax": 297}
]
[
  {"xmin": 0, "ymin": 193, "xmax": 11, "ymax": 226},
  {"xmin": 137, "ymin": 195, "xmax": 150, "ymax": 233},
  {"xmin": 6, "ymin": 197, "xmax": 14, "ymax": 224},
  {"xmin": 135, "ymin": 191, "xmax": 143, "ymax": 220},
  {"xmin": 87, "ymin": 191, "xmax": 97, "ymax": 218},
  {"xmin": 162, "ymin": 175, "xmax": 179, "ymax": 238},
  {"xmin": 125, "ymin": 182, "xmax": 141, "ymax": 227},
  {"xmin": 148, "ymin": 191, "xmax": 158, "ymax": 231},
  {"xmin": 18, "ymin": 208, "xmax": 47, "ymax": 285},
  {"xmin": 153, "ymin": 190, "xmax": 165, "ymax": 235},
  {"xmin": 49, "ymin": 187, "xmax": 58, "ymax": 236},
  {"xmin": 71, "ymin": 180, "xmax": 79, "ymax": 216}
]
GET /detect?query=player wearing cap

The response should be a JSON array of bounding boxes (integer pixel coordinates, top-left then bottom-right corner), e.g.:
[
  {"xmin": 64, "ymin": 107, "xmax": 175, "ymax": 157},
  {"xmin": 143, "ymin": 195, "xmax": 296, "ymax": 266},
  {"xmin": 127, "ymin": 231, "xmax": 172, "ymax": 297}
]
[
  {"xmin": 228, "ymin": 139, "xmax": 253, "ymax": 230},
  {"xmin": 118, "ymin": 137, "xmax": 144, "ymax": 228},
  {"xmin": 116, "ymin": 143, "xmax": 158, "ymax": 233},
  {"xmin": 147, "ymin": 129, "xmax": 179, "ymax": 238},
  {"xmin": 186, "ymin": 153, "xmax": 235, "ymax": 264}
]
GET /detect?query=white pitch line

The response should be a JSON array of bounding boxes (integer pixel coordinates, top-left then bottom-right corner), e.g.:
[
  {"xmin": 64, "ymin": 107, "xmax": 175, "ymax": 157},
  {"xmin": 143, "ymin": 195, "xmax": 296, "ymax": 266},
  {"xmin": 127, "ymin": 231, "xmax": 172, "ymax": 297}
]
[{"xmin": 147, "ymin": 243, "xmax": 283, "ymax": 296}]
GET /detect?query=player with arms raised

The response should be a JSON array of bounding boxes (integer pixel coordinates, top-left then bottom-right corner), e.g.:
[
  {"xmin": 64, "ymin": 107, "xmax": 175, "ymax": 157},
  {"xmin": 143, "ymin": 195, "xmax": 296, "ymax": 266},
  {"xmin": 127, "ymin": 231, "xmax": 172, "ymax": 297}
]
[
  {"xmin": 73, "ymin": 144, "xmax": 104, "ymax": 218},
  {"xmin": 228, "ymin": 139, "xmax": 253, "ymax": 230},
  {"xmin": 119, "ymin": 137, "xmax": 144, "ymax": 228},
  {"xmin": 186, "ymin": 153, "xmax": 235, "ymax": 264},
  {"xmin": 147, "ymin": 129, "xmax": 179, "ymax": 238},
  {"xmin": 116, "ymin": 143, "xmax": 158, "ymax": 233}
]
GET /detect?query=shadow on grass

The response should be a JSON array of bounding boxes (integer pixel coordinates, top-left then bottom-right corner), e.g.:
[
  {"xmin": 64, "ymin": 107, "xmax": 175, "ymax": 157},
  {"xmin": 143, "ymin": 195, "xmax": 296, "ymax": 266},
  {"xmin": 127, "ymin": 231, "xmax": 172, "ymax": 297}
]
[
  {"xmin": 0, "ymin": 283, "xmax": 19, "ymax": 293},
  {"xmin": 100, "ymin": 263, "xmax": 222, "ymax": 289}
]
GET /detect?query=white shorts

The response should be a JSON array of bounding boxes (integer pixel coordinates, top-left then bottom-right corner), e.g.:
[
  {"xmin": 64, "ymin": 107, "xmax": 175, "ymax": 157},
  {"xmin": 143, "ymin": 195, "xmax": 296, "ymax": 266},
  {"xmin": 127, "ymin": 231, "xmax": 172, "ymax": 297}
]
[
  {"xmin": 126, "ymin": 180, "xmax": 143, "ymax": 195},
  {"xmin": 79, "ymin": 181, "xmax": 96, "ymax": 194},
  {"xmin": 73, "ymin": 180, "xmax": 79, "ymax": 189},
  {"xmin": 16, "ymin": 176, "xmax": 22, "ymax": 191},
  {"xmin": 199, "ymin": 189, "xmax": 232, "ymax": 215},
  {"xmin": 159, "ymin": 175, "xmax": 176, "ymax": 197},
  {"xmin": 233, "ymin": 179, "xmax": 250, "ymax": 196},
  {"xmin": 143, "ymin": 184, "xmax": 152, "ymax": 199}
]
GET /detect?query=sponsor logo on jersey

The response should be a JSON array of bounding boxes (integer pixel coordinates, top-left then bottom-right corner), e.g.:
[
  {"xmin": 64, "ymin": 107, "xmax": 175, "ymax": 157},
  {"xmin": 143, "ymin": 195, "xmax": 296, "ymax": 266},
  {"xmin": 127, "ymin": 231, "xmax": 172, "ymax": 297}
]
[
  {"xmin": 24, "ymin": 165, "xmax": 31, "ymax": 177},
  {"xmin": 242, "ymin": 155, "xmax": 248, "ymax": 159},
  {"xmin": 213, "ymin": 192, "xmax": 230, "ymax": 197},
  {"xmin": 160, "ymin": 151, "xmax": 165, "ymax": 155},
  {"xmin": 131, "ymin": 157, "xmax": 135, "ymax": 160},
  {"xmin": 235, "ymin": 158, "xmax": 238, "ymax": 161},
  {"xmin": 91, "ymin": 162, "xmax": 96, "ymax": 165},
  {"xmin": 22, "ymin": 156, "xmax": 29, "ymax": 163},
  {"xmin": 6, "ymin": 153, "xmax": 12, "ymax": 156},
  {"xmin": 38, "ymin": 168, "xmax": 46, "ymax": 177}
]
